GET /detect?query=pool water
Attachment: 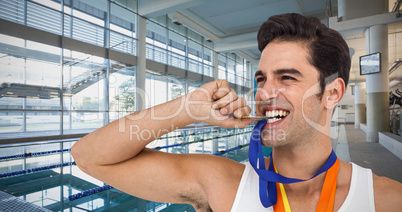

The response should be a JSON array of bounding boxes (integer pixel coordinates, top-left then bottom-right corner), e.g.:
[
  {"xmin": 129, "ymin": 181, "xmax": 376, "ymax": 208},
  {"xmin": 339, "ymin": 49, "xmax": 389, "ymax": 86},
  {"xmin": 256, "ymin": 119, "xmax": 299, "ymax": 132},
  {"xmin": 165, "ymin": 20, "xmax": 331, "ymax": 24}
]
[{"xmin": 0, "ymin": 126, "xmax": 274, "ymax": 212}]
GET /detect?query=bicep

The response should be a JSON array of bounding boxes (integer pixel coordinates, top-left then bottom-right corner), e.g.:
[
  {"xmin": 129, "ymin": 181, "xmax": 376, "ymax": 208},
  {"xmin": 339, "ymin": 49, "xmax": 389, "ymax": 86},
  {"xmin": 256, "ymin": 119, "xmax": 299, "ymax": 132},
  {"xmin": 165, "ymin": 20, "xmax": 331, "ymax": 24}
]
[{"xmin": 80, "ymin": 148, "xmax": 239, "ymax": 205}]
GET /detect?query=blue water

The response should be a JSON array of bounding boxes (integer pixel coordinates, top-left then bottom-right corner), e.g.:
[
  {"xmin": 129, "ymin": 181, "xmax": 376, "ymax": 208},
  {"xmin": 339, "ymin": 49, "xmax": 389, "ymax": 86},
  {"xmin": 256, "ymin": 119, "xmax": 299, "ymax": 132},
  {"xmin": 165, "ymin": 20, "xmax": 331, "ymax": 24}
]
[{"xmin": 0, "ymin": 126, "xmax": 272, "ymax": 211}]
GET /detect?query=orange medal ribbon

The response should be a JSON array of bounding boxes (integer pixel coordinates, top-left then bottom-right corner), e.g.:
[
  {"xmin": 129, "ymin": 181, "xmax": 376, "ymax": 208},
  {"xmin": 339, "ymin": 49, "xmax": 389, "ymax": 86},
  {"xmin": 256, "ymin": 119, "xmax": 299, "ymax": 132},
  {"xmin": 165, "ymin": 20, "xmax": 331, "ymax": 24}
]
[{"xmin": 273, "ymin": 159, "xmax": 340, "ymax": 212}]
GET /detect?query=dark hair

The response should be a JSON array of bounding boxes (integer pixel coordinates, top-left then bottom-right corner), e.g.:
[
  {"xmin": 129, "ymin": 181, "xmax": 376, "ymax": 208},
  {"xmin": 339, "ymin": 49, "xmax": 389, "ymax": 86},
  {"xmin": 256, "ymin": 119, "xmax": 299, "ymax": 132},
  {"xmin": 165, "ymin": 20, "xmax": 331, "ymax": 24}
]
[{"xmin": 257, "ymin": 13, "xmax": 350, "ymax": 98}]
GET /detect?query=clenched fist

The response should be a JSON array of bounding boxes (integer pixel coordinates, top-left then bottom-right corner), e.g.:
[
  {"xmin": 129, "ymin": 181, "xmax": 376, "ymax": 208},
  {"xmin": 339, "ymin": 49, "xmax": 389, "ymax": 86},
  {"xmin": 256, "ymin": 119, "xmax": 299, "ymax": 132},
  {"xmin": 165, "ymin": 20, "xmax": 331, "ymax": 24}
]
[{"xmin": 184, "ymin": 80, "xmax": 254, "ymax": 128}]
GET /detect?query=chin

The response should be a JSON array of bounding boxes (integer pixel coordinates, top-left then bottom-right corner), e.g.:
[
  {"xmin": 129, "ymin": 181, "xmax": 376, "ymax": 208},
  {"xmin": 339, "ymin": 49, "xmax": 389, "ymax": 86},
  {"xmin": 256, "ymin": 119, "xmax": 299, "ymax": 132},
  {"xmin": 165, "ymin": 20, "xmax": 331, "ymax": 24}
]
[
  {"xmin": 261, "ymin": 128, "xmax": 286, "ymax": 141},
  {"xmin": 260, "ymin": 135, "xmax": 287, "ymax": 148}
]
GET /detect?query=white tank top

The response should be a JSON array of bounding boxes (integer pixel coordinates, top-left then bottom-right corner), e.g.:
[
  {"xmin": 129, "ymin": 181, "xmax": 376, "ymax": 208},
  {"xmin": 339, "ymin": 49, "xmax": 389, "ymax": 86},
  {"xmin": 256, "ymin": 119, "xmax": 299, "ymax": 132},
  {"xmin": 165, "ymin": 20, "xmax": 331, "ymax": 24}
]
[{"xmin": 230, "ymin": 162, "xmax": 375, "ymax": 212}]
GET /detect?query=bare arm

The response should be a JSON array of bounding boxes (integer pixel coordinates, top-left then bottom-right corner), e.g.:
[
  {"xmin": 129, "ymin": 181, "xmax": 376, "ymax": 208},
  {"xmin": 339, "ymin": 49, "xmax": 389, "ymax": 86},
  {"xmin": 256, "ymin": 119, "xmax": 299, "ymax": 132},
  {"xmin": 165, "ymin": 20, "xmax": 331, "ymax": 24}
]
[
  {"xmin": 373, "ymin": 174, "xmax": 402, "ymax": 212},
  {"xmin": 71, "ymin": 80, "xmax": 253, "ymax": 208}
]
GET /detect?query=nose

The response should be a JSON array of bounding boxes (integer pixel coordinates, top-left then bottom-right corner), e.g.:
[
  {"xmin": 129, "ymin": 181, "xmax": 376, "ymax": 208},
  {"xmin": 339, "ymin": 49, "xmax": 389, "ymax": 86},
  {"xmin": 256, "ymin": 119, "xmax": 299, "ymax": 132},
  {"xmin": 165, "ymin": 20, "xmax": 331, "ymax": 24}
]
[{"xmin": 258, "ymin": 78, "xmax": 282, "ymax": 101}]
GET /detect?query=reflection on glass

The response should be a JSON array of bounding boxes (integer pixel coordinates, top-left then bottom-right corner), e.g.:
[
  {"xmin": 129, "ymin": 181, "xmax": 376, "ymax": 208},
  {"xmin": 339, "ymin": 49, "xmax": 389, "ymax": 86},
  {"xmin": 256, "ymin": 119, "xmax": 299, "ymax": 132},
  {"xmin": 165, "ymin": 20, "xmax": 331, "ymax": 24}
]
[
  {"xmin": 26, "ymin": 111, "xmax": 60, "ymax": 135},
  {"xmin": 63, "ymin": 112, "xmax": 105, "ymax": 135},
  {"xmin": 110, "ymin": 2, "xmax": 136, "ymax": 54},
  {"xmin": 0, "ymin": 0, "xmax": 25, "ymax": 24},
  {"xmin": 188, "ymin": 40, "xmax": 203, "ymax": 74},
  {"xmin": 218, "ymin": 54, "xmax": 227, "ymax": 80},
  {"xmin": 109, "ymin": 61, "xmax": 136, "ymax": 112},
  {"xmin": 146, "ymin": 20, "xmax": 168, "ymax": 63},
  {"xmin": 227, "ymin": 57, "xmax": 236, "ymax": 83},
  {"xmin": 0, "ymin": 34, "xmax": 61, "ymax": 138},
  {"xmin": 63, "ymin": 50, "xmax": 106, "ymax": 111},
  {"xmin": 188, "ymin": 79, "xmax": 202, "ymax": 93},
  {"xmin": 168, "ymin": 76, "xmax": 185, "ymax": 101},
  {"xmin": 63, "ymin": 0, "xmax": 106, "ymax": 47},
  {"xmin": 145, "ymin": 72, "xmax": 167, "ymax": 108},
  {"xmin": 108, "ymin": 111, "xmax": 130, "ymax": 123},
  {"xmin": 168, "ymin": 31, "xmax": 186, "ymax": 69},
  {"xmin": 27, "ymin": 1, "xmax": 62, "ymax": 35}
]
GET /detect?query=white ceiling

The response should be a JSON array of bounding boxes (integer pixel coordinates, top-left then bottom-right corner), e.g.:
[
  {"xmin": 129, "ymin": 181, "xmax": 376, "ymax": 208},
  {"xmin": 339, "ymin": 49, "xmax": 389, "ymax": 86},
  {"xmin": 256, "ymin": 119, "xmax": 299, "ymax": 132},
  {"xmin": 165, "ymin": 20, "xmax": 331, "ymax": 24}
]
[
  {"xmin": 138, "ymin": 0, "xmax": 401, "ymax": 83},
  {"xmin": 138, "ymin": 0, "xmax": 335, "ymax": 60}
]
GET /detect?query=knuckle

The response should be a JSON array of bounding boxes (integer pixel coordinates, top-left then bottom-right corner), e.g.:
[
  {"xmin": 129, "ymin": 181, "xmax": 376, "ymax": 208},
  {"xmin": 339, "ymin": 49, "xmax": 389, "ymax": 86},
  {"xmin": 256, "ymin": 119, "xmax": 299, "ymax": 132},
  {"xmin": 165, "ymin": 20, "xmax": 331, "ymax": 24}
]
[{"xmin": 239, "ymin": 97, "xmax": 246, "ymax": 105}]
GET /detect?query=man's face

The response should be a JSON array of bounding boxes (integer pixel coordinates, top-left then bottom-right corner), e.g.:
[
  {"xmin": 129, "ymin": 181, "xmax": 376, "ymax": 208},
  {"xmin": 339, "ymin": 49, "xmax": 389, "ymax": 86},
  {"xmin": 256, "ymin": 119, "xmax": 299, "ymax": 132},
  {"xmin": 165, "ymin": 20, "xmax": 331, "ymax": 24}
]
[{"xmin": 255, "ymin": 40, "xmax": 324, "ymax": 147}]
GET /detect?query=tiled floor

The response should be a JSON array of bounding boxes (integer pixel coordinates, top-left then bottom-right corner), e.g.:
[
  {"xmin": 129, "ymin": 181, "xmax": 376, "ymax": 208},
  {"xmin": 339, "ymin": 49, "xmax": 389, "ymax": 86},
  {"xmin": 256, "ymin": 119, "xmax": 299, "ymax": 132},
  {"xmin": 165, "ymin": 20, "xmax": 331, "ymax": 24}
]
[
  {"xmin": 342, "ymin": 124, "xmax": 402, "ymax": 183},
  {"xmin": 0, "ymin": 191, "xmax": 52, "ymax": 212}
]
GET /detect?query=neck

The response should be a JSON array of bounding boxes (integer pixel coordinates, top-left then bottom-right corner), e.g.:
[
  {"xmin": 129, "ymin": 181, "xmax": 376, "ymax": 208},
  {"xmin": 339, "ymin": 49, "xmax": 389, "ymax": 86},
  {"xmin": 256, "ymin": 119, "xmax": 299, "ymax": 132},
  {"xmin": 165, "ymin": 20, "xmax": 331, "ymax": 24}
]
[{"xmin": 271, "ymin": 136, "xmax": 333, "ymax": 180}]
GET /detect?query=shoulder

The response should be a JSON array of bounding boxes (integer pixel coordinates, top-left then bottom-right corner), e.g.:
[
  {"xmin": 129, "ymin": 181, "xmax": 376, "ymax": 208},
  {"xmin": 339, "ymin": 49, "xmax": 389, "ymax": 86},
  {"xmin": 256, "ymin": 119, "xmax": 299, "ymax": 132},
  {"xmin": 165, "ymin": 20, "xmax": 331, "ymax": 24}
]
[
  {"xmin": 196, "ymin": 154, "xmax": 245, "ymax": 193},
  {"xmin": 184, "ymin": 154, "xmax": 245, "ymax": 211},
  {"xmin": 372, "ymin": 173, "xmax": 402, "ymax": 212}
]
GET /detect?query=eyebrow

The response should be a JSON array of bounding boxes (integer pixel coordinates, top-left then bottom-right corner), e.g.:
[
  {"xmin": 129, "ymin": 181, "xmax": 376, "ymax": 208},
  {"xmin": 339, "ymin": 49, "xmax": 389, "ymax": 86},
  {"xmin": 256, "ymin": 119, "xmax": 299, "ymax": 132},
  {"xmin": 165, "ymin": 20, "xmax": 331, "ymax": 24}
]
[
  {"xmin": 273, "ymin": 69, "xmax": 303, "ymax": 77},
  {"xmin": 255, "ymin": 70, "xmax": 264, "ymax": 78},
  {"xmin": 255, "ymin": 68, "xmax": 304, "ymax": 78}
]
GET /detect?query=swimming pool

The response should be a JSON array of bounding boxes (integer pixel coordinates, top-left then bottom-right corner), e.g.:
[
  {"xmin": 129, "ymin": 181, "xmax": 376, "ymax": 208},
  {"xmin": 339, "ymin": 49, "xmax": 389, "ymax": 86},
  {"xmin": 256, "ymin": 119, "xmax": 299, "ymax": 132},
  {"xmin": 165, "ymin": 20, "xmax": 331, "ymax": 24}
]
[{"xmin": 0, "ymin": 125, "xmax": 272, "ymax": 211}]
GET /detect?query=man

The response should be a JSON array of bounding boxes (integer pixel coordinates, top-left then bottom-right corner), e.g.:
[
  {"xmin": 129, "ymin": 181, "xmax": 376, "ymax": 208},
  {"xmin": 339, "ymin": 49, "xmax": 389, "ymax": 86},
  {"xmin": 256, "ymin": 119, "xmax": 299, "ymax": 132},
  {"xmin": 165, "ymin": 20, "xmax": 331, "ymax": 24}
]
[{"xmin": 72, "ymin": 13, "xmax": 402, "ymax": 211}]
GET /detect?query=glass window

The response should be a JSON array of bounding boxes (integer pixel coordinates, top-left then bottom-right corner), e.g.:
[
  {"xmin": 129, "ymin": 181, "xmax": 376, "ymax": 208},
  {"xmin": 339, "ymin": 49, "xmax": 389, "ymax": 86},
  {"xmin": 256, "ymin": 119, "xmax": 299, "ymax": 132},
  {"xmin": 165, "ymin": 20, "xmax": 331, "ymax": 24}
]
[
  {"xmin": 236, "ymin": 60, "xmax": 244, "ymax": 86},
  {"xmin": 0, "ymin": 35, "xmax": 62, "ymax": 139},
  {"xmin": 188, "ymin": 40, "xmax": 202, "ymax": 74},
  {"xmin": 0, "ymin": 37, "xmax": 61, "ymax": 111},
  {"xmin": 167, "ymin": 17, "xmax": 186, "ymax": 36},
  {"xmin": 71, "ymin": 16, "xmax": 105, "ymax": 46},
  {"xmin": 62, "ymin": 50, "xmax": 107, "ymax": 111},
  {"xmin": 110, "ymin": 2, "xmax": 136, "ymax": 54},
  {"xmin": 146, "ymin": 21, "xmax": 167, "ymax": 48},
  {"xmin": 146, "ymin": 20, "xmax": 167, "ymax": 63},
  {"xmin": 167, "ymin": 76, "xmax": 185, "ymax": 101},
  {"xmin": 109, "ymin": 111, "xmax": 130, "ymax": 123},
  {"xmin": 112, "ymin": 0, "xmax": 137, "ymax": 12},
  {"xmin": 188, "ymin": 79, "xmax": 202, "ymax": 93},
  {"xmin": 203, "ymin": 47, "xmax": 214, "ymax": 66},
  {"xmin": 204, "ymin": 39, "xmax": 214, "ymax": 49},
  {"xmin": 111, "ymin": 2, "xmax": 136, "ymax": 36},
  {"xmin": 26, "ymin": 111, "xmax": 60, "ymax": 135},
  {"xmin": 31, "ymin": 0, "xmax": 61, "ymax": 10},
  {"xmin": 145, "ymin": 72, "xmax": 166, "ymax": 108},
  {"xmin": 63, "ymin": 0, "xmax": 107, "ymax": 47},
  {"xmin": 109, "ymin": 61, "xmax": 136, "ymax": 112},
  {"xmin": 0, "ymin": 0, "xmax": 25, "ymax": 24},
  {"xmin": 69, "ymin": 0, "xmax": 107, "ymax": 26},
  {"xmin": 218, "ymin": 54, "xmax": 226, "ymax": 80},
  {"xmin": 0, "ymin": 111, "xmax": 23, "ymax": 138},
  {"xmin": 203, "ymin": 128, "xmax": 213, "ymax": 154},
  {"xmin": 227, "ymin": 56, "xmax": 235, "ymax": 84},
  {"xmin": 0, "ymin": 51, "xmax": 24, "ymax": 110},
  {"xmin": 153, "ymin": 14, "xmax": 167, "ymax": 27},
  {"xmin": 188, "ymin": 29, "xmax": 202, "ymax": 44},
  {"xmin": 26, "ymin": 1, "xmax": 62, "ymax": 35},
  {"xmin": 168, "ymin": 31, "xmax": 186, "ymax": 69},
  {"xmin": 63, "ymin": 111, "xmax": 105, "ymax": 135},
  {"xmin": 203, "ymin": 47, "xmax": 213, "ymax": 77}
]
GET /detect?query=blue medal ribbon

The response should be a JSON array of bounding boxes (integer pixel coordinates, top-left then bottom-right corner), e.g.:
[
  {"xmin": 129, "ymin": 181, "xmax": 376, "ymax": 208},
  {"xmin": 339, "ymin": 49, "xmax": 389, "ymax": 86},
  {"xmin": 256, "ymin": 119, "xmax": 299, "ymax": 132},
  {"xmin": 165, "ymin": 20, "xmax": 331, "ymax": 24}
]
[{"xmin": 248, "ymin": 118, "xmax": 337, "ymax": 208}]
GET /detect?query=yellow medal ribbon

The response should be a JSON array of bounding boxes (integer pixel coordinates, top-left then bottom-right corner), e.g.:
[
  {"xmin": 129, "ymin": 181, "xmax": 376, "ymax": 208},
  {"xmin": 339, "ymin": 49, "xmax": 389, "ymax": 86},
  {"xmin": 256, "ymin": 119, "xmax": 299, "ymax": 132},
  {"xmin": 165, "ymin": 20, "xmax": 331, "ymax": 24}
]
[
  {"xmin": 273, "ymin": 159, "xmax": 340, "ymax": 212},
  {"xmin": 273, "ymin": 164, "xmax": 291, "ymax": 212}
]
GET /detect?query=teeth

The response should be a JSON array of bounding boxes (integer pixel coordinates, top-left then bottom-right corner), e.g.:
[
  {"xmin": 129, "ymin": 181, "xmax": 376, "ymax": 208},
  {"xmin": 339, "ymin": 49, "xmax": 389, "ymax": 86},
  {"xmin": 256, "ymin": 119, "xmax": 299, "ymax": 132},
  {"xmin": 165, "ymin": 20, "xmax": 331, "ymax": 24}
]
[{"xmin": 264, "ymin": 109, "xmax": 289, "ymax": 123}]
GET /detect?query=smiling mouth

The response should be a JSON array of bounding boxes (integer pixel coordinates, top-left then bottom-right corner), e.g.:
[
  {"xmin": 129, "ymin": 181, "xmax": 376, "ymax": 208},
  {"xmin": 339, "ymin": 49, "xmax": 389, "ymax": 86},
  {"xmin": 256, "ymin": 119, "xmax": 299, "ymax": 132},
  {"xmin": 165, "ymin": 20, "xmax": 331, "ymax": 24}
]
[{"xmin": 265, "ymin": 110, "xmax": 289, "ymax": 124}]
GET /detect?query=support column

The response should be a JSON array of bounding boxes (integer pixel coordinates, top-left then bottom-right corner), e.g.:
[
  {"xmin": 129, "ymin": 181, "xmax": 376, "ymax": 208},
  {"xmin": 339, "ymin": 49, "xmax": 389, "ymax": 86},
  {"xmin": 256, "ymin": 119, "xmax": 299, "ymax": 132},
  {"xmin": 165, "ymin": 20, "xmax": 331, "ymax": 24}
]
[
  {"xmin": 337, "ymin": 0, "xmax": 389, "ymax": 142},
  {"xmin": 136, "ymin": 16, "xmax": 146, "ymax": 111},
  {"xmin": 213, "ymin": 51, "xmax": 219, "ymax": 81},
  {"xmin": 354, "ymin": 83, "xmax": 366, "ymax": 128},
  {"xmin": 338, "ymin": 0, "xmax": 388, "ymax": 21},
  {"xmin": 365, "ymin": 24, "xmax": 390, "ymax": 142},
  {"xmin": 212, "ymin": 52, "xmax": 220, "ymax": 153}
]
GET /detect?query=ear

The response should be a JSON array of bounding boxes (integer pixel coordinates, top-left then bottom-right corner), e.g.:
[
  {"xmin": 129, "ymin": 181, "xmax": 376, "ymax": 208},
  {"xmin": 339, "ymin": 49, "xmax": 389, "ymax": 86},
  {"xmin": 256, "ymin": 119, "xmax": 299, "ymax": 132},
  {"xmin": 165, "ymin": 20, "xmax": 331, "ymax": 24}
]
[{"xmin": 324, "ymin": 78, "xmax": 345, "ymax": 110}]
